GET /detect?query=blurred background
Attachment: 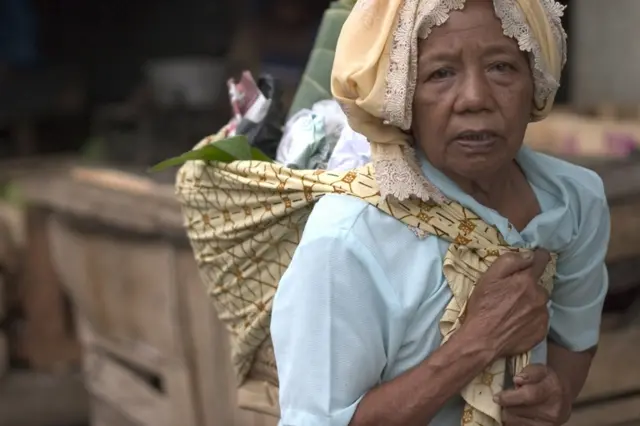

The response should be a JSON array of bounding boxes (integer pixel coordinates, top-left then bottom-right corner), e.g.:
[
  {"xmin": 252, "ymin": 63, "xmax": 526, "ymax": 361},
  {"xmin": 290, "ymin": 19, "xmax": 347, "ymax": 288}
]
[{"xmin": 0, "ymin": 0, "xmax": 639, "ymax": 425}]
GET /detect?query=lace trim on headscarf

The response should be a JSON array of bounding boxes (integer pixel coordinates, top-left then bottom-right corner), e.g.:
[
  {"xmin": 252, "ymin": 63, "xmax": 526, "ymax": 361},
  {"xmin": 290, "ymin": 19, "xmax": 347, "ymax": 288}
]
[
  {"xmin": 385, "ymin": 0, "xmax": 466, "ymax": 131},
  {"xmin": 493, "ymin": 0, "xmax": 567, "ymax": 120},
  {"xmin": 372, "ymin": 143, "xmax": 446, "ymax": 202}
]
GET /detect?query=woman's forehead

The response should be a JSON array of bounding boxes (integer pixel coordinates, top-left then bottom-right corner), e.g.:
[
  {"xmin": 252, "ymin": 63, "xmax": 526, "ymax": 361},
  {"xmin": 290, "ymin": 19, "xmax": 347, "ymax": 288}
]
[{"xmin": 419, "ymin": 1, "xmax": 522, "ymax": 59}]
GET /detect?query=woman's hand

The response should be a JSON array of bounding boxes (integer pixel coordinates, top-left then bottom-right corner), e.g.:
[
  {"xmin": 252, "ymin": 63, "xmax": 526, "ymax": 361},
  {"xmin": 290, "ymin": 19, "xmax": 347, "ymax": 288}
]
[
  {"xmin": 464, "ymin": 249, "xmax": 551, "ymax": 359},
  {"xmin": 495, "ymin": 364, "xmax": 572, "ymax": 425}
]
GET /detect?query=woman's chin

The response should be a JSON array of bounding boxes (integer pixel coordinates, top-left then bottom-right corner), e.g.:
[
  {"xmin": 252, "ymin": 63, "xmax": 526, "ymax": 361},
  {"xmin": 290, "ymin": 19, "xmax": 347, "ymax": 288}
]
[{"xmin": 447, "ymin": 156, "xmax": 507, "ymax": 181}]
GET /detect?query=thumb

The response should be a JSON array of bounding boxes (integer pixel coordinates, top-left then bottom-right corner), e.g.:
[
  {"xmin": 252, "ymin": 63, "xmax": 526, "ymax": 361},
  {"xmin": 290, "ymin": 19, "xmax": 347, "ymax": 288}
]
[
  {"xmin": 528, "ymin": 249, "xmax": 552, "ymax": 282},
  {"xmin": 486, "ymin": 251, "xmax": 535, "ymax": 279}
]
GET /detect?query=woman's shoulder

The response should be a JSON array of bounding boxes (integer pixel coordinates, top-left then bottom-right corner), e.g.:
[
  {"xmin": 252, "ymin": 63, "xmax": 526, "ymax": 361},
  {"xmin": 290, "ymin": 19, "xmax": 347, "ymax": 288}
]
[
  {"xmin": 303, "ymin": 194, "xmax": 373, "ymax": 239},
  {"xmin": 522, "ymin": 149, "xmax": 607, "ymax": 211},
  {"xmin": 520, "ymin": 149, "xmax": 610, "ymax": 258},
  {"xmin": 300, "ymin": 194, "xmax": 450, "ymax": 306},
  {"xmin": 303, "ymin": 193, "xmax": 446, "ymax": 266}
]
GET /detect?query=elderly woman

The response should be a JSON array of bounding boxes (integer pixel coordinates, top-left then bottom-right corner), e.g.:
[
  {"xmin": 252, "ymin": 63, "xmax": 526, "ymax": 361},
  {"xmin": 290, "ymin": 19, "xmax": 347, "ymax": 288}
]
[{"xmin": 270, "ymin": 1, "xmax": 609, "ymax": 425}]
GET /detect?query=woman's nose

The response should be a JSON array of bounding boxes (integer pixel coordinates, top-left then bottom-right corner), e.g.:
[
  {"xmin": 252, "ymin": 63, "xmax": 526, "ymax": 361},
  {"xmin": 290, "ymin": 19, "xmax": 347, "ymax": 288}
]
[{"xmin": 454, "ymin": 70, "xmax": 494, "ymax": 114}]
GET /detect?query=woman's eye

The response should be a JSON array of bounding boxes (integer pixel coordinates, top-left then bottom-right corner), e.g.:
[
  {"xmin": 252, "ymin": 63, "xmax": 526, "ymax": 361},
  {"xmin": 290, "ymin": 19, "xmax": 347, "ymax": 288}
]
[
  {"xmin": 491, "ymin": 62, "xmax": 515, "ymax": 73},
  {"xmin": 429, "ymin": 68, "xmax": 454, "ymax": 80}
]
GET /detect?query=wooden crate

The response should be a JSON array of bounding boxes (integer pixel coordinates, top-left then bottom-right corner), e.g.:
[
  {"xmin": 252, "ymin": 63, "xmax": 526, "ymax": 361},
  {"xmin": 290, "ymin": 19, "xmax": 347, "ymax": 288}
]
[
  {"xmin": 17, "ymin": 165, "xmax": 277, "ymax": 426},
  {"xmin": 0, "ymin": 328, "xmax": 7, "ymax": 379}
]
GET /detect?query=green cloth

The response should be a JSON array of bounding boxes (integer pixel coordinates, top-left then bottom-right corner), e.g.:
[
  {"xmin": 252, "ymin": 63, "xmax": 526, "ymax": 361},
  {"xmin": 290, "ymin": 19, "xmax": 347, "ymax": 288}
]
[{"xmin": 287, "ymin": 0, "xmax": 355, "ymax": 118}]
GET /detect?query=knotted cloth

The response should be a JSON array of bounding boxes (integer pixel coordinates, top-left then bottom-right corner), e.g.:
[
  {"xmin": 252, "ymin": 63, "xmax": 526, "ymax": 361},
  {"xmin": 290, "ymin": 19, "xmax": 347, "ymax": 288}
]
[{"xmin": 175, "ymin": 1, "xmax": 566, "ymax": 422}]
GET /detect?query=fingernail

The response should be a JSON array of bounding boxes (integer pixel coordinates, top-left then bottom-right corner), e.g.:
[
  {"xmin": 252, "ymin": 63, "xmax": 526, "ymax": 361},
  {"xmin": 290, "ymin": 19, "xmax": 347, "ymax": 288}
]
[
  {"xmin": 516, "ymin": 374, "xmax": 528, "ymax": 381},
  {"xmin": 521, "ymin": 251, "xmax": 534, "ymax": 260}
]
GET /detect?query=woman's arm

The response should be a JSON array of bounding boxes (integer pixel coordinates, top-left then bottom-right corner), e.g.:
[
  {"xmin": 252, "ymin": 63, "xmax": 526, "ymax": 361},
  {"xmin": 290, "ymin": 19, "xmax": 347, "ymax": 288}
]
[
  {"xmin": 546, "ymin": 191, "xmax": 610, "ymax": 402},
  {"xmin": 272, "ymin": 226, "xmax": 497, "ymax": 426},
  {"xmin": 496, "ymin": 177, "xmax": 610, "ymax": 424},
  {"xmin": 548, "ymin": 341, "xmax": 596, "ymax": 402},
  {"xmin": 350, "ymin": 324, "xmax": 494, "ymax": 426}
]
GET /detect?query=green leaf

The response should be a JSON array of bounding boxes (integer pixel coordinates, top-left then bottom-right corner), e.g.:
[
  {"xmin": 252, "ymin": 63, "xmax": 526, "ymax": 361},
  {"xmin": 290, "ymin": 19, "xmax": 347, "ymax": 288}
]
[
  {"xmin": 149, "ymin": 135, "xmax": 272, "ymax": 172},
  {"xmin": 213, "ymin": 135, "xmax": 253, "ymax": 159},
  {"xmin": 250, "ymin": 147, "xmax": 273, "ymax": 162}
]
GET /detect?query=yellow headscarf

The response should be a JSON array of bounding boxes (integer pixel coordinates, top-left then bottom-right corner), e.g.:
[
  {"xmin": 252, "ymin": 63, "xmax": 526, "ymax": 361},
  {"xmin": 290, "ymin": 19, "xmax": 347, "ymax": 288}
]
[{"xmin": 331, "ymin": 0, "xmax": 567, "ymax": 201}]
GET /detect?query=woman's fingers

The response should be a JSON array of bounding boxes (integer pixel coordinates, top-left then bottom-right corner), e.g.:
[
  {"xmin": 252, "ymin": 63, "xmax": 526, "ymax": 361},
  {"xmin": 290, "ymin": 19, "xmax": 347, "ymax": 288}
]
[
  {"xmin": 514, "ymin": 364, "xmax": 549, "ymax": 386},
  {"xmin": 495, "ymin": 383, "xmax": 548, "ymax": 407},
  {"xmin": 487, "ymin": 252, "xmax": 535, "ymax": 279},
  {"xmin": 529, "ymin": 249, "xmax": 551, "ymax": 281}
]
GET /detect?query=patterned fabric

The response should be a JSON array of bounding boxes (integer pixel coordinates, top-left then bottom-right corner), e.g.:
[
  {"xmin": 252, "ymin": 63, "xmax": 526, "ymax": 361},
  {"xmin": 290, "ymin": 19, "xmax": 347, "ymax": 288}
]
[
  {"xmin": 331, "ymin": 0, "xmax": 567, "ymax": 202},
  {"xmin": 175, "ymin": 130, "xmax": 557, "ymax": 423}
]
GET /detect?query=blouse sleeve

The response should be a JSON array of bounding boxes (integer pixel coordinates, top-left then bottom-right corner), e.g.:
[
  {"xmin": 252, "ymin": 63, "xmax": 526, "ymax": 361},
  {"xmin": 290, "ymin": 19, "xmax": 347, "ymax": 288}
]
[
  {"xmin": 271, "ymin": 228, "xmax": 396, "ymax": 426},
  {"xmin": 549, "ymin": 192, "xmax": 611, "ymax": 352}
]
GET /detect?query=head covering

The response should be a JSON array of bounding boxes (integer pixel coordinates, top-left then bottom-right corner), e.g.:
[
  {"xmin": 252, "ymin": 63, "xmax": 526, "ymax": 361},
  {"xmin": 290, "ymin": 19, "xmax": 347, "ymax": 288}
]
[{"xmin": 331, "ymin": 0, "xmax": 567, "ymax": 202}]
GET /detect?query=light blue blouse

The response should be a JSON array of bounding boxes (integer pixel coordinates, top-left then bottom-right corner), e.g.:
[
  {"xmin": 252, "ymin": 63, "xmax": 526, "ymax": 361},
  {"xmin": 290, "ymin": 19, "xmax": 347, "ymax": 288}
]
[{"xmin": 271, "ymin": 146, "xmax": 610, "ymax": 426}]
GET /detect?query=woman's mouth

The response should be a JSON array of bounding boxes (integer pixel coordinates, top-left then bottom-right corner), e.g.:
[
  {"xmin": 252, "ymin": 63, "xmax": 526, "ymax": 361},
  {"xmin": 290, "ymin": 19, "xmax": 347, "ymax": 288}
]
[{"xmin": 453, "ymin": 130, "xmax": 500, "ymax": 153}]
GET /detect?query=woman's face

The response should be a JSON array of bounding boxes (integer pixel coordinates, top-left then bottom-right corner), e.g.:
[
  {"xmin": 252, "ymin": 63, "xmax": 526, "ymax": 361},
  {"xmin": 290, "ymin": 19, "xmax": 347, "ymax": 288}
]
[{"xmin": 413, "ymin": 0, "xmax": 534, "ymax": 180}]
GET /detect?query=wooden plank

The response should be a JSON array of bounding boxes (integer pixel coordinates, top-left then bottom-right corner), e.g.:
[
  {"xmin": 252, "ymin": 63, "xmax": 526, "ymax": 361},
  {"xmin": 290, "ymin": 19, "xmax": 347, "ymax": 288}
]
[
  {"xmin": 84, "ymin": 346, "xmax": 169, "ymax": 426},
  {"xmin": 0, "ymin": 154, "xmax": 77, "ymax": 184},
  {"xmin": 608, "ymin": 201, "xmax": 640, "ymax": 262},
  {"xmin": 0, "ymin": 207, "xmax": 20, "ymax": 279},
  {"xmin": 567, "ymin": 395, "xmax": 640, "ymax": 426},
  {"xmin": 0, "ymin": 332, "xmax": 8, "ymax": 378},
  {"xmin": 0, "ymin": 274, "xmax": 6, "ymax": 378},
  {"xmin": 177, "ymin": 248, "xmax": 278, "ymax": 426},
  {"xmin": 49, "ymin": 216, "xmax": 180, "ymax": 365},
  {"xmin": 76, "ymin": 316, "xmax": 165, "ymax": 376},
  {"xmin": 79, "ymin": 314, "xmax": 198, "ymax": 426},
  {"xmin": 578, "ymin": 326, "xmax": 640, "ymax": 402},
  {"xmin": 163, "ymin": 363, "xmax": 200, "ymax": 426},
  {"xmin": 0, "ymin": 275, "xmax": 5, "ymax": 320},
  {"xmin": 53, "ymin": 220, "xmax": 203, "ymax": 425},
  {"xmin": 47, "ymin": 216, "xmax": 100, "ymax": 335},
  {"xmin": 18, "ymin": 206, "xmax": 80, "ymax": 371},
  {"xmin": 0, "ymin": 371, "xmax": 89, "ymax": 426},
  {"xmin": 83, "ymin": 234, "xmax": 177, "ymax": 359},
  {"xmin": 164, "ymin": 246, "xmax": 199, "ymax": 426},
  {"xmin": 176, "ymin": 249, "xmax": 233, "ymax": 426},
  {"xmin": 49, "ymin": 216, "xmax": 172, "ymax": 366},
  {"xmin": 16, "ymin": 167, "xmax": 183, "ymax": 237},
  {"xmin": 91, "ymin": 398, "xmax": 140, "ymax": 426}
]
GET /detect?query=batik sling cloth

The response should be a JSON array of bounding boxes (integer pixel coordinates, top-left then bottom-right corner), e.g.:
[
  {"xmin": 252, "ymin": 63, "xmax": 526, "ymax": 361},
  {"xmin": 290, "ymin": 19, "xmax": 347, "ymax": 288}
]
[{"xmin": 175, "ymin": 130, "xmax": 557, "ymax": 424}]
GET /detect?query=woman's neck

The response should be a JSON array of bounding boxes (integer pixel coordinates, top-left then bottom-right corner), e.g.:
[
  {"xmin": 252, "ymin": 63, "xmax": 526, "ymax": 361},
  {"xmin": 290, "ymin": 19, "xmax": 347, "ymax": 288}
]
[
  {"xmin": 445, "ymin": 160, "xmax": 540, "ymax": 231},
  {"xmin": 446, "ymin": 162, "xmax": 517, "ymax": 207}
]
